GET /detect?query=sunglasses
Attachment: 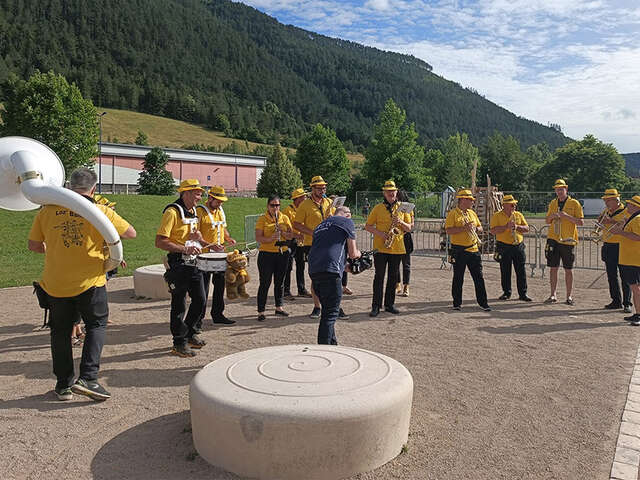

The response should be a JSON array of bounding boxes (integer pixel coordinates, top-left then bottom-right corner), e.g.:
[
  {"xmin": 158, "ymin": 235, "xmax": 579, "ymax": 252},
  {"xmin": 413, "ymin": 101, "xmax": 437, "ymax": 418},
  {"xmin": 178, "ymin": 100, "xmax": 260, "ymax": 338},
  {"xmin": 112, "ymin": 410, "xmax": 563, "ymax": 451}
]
[{"xmin": 269, "ymin": 203, "xmax": 281, "ymax": 207}]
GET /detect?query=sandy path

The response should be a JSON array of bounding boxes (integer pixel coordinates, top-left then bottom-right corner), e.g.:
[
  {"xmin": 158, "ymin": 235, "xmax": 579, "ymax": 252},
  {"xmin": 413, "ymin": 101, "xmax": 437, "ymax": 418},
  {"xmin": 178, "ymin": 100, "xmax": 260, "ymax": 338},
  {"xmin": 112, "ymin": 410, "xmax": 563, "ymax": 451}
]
[{"xmin": 0, "ymin": 256, "xmax": 637, "ymax": 479}]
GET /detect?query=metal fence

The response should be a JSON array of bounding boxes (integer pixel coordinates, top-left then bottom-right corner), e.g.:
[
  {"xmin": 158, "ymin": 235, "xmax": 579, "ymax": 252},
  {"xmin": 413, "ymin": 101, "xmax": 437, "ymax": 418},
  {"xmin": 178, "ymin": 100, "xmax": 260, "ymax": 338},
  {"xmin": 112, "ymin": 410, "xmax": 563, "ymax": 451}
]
[{"xmin": 354, "ymin": 223, "xmax": 606, "ymax": 278}]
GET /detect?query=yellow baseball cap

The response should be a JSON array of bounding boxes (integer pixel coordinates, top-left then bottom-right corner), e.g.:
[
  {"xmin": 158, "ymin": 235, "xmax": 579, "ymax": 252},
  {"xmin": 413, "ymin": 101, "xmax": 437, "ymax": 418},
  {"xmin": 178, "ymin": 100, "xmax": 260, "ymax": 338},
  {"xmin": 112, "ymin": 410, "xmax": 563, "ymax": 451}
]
[
  {"xmin": 601, "ymin": 188, "xmax": 620, "ymax": 200},
  {"xmin": 382, "ymin": 180, "xmax": 397, "ymax": 191},
  {"xmin": 291, "ymin": 187, "xmax": 307, "ymax": 200},
  {"xmin": 502, "ymin": 194, "xmax": 518, "ymax": 204},
  {"xmin": 553, "ymin": 179, "xmax": 568, "ymax": 189},
  {"xmin": 310, "ymin": 175, "xmax": 327, "ymax": 187},
  {"xmin": 456, "ymin": 188, "xmax": 475, "ymax": 200},
  {"xmin": 628, "ymin": 195, "xmax": 640, "ymax": 208},
  {"xmin": 178, "ymin": 179, "xmax": 204, "ymax": 193},
  {"xmin": 208, "ymin": 185, "xmax": 228, "ymax": 202}
]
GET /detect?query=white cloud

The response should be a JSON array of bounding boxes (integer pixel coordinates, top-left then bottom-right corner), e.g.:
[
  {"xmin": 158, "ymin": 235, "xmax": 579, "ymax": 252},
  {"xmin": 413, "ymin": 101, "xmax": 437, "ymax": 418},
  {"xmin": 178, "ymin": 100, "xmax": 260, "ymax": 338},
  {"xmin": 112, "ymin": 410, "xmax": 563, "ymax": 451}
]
[{"xmin": 239, "ymin": 0, "xmax": 640, "ymax": 152}]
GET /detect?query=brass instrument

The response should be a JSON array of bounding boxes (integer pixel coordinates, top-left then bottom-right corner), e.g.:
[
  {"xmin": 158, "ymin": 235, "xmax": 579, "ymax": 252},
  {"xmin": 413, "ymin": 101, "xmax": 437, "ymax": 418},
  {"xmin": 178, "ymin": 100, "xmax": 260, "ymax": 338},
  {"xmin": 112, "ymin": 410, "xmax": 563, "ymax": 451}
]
[
  {"xmin": 384, "ymin": 203, "xmax": 402, "ymax": 249},
  {"xmin": 590, "ymin": 208, "xmax": 619, "ymax": 243},
  {"xmin": 508, "ymin": 212, "xmax": 518, "ymax": 243},
  {"xmin": 552, "ymin": 214, "xmax": 577, "ymax": 245},
  {"xmin": 462, "ymin": 210, "xmax": 482, "ymax": 246}
]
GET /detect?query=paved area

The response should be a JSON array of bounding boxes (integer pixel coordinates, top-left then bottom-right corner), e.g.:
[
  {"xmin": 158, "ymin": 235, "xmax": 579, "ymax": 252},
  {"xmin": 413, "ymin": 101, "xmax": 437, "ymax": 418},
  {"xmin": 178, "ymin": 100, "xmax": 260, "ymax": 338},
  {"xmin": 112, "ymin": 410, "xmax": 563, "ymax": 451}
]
[{"xmin": 1, "ymin": 255, "xmax": 639, "ymax": 479}]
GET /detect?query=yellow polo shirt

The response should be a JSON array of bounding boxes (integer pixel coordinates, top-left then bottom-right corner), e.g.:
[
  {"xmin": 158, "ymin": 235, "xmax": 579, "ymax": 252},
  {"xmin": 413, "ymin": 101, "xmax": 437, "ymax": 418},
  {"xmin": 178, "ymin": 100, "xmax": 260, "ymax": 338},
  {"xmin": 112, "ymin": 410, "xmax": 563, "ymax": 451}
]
[
  {"xmin": 157, "ymin": 204, "xmax": 198, "ymax": 245},
  {"xmin": 365, "ymin": 203, "xmax": 411, "ymax": 254},
  {"xmin": 196, "ymin": 205, "xmax": 226, "ymax": 252},
  {"xmin": 255, "ymin": 211, "xmax": 292, "ymax": 253},
  {"xmin": 294, "ymin": 197, "xmax": 334, "ymax": 246},
  {"xmin": 546, "ymin": 197, "xmax": 583, "ymax": 245},
  {"xmin": 603, "ymin": 204, "xmax": 629, "ymax": 245},
  {"xmin": 28, "ymin": 203, "xmax": 131, "ymax": 297},
  {"xmin": 490, "ymin": 210, "xmax": 528, "ymax": 245},
  {"xmin": 445, "ymin": 207, "xmax": 481, "ymax": 253},
  {"xmin": 619, "ymin": 215, "xmax": 640, "ymax": 267}
]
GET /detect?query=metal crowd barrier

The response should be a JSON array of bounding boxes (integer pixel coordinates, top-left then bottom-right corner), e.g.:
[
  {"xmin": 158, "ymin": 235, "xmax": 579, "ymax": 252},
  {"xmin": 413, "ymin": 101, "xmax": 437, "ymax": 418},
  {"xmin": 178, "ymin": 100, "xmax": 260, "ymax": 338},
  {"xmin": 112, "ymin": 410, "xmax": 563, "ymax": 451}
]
[{"xmin": 354, "ymin": 222, "xmax": 606, "ymax": 278}]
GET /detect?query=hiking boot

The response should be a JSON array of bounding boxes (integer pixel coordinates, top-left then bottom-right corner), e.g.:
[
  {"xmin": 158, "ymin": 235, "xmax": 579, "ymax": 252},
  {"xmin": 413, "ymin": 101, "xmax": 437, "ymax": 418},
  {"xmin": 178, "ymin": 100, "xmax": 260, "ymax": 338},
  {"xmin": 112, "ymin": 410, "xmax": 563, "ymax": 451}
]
[
  {"xmin": 188, "ymin": 334, "xmax": 206, "ymax": 349},
  {"xmin": 55, "ymin": 386, "xmax": 73, "ymax": 401},
  {"xmin": 402, "ymin": 284, "xmax": 409, "ymax": 297},
  {"xmin": 170, "ymin": 344, "xmax": 197, "ymax": 357},
  {"xmin": 71, "ymin": 379, "xmax": 111, "ymax": 401},
  {"xmin": 309, "ymin": 307, "xmax": 321, "ymax": 319}
]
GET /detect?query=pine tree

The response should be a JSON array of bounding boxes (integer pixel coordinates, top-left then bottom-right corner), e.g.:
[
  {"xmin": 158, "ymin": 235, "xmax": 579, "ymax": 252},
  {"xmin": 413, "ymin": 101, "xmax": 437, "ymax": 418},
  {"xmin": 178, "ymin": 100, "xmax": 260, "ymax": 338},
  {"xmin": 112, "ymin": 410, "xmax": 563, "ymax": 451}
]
[
  {"xmin": 137, "ymin": 147, "xmax": 175, "ymax": 195},
  {"xmin": 257, "ymin": 144, "xmax": 303, "ymax": 198}
]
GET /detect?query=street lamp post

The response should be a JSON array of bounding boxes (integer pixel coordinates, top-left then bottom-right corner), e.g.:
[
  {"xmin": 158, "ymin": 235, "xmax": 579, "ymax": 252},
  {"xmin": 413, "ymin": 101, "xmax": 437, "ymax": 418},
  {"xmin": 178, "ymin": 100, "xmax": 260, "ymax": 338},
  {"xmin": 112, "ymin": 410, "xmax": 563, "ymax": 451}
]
[{"xmin": 97, "ymin": 111, "xmax": 107, "ymax": 193}]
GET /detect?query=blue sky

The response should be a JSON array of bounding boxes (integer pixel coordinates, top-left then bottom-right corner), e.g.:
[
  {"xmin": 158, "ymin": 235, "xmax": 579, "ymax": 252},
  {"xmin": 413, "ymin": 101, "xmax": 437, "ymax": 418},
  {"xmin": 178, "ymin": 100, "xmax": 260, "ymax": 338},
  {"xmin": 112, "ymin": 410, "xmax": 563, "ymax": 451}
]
[{"xmin": 239, "ymin": 0, "xmax": 640, "ymax": 153}]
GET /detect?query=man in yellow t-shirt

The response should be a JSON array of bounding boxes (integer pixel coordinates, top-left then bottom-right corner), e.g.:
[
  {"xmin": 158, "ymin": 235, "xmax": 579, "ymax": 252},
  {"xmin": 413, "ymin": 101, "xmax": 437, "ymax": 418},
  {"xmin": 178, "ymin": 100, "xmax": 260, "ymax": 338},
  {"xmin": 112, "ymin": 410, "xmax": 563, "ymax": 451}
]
[
  {"xmin": 490, "ymin": 195, "xmax": 531, "ymax": 302},
  {"xmin": 445, "ymin": 189, "xmax": 490, "ymax": 311},
  {"xmin": 293, "ymin": 176, "xmax": 335, "ymax": 317},
  {"xmin": 364, "ymin": 180, "xmax": 412, "ymax": 317},
  {"xmin": 598, "ymin": 188, "xmax": 632, "ymax": 313},
  {"xmin": 544, "ymin": 179, "xmax": 584, "ymax": 305},
  {"xmin": 196, "ymin": 186, "xmax": 236, "ymax": 327},
  {"xmin": 156, "ymin": 179, "xmax": 207, "ymax": 358},
  {"xmin": 611, "ymin": 195, "xmax": 640, "ymax": 325},
  {"xmin": 282, "ymin": 187, "xmax": 307, "ymax": 299},
  {"xmin": 28, "ymin": 168, "xmax": 136, "ymax": 401}
]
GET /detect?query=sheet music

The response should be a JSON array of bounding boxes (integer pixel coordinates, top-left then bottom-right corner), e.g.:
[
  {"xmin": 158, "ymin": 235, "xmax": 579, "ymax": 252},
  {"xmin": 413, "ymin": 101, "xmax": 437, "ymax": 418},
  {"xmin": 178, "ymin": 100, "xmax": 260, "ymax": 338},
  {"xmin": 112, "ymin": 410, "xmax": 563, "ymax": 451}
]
[
  {"xmin": 332, "ymin": 196, "xmax": 346, "ymax": 208},
  {"xmin": 398, "ymin": 202, "xmax": 415, "ymax": 213}
]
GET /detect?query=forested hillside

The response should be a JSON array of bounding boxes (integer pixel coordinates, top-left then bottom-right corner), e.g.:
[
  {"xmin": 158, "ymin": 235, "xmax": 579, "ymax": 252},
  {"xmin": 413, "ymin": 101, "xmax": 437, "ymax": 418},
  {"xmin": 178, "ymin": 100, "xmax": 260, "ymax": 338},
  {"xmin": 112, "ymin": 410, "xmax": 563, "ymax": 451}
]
[
  {"xmin": 623, "ymin": 153, "xmax": 640, "ymax": 177},
  {"xmin": 0, "ymin": 0, "xmax": 569, "ymax": 150}
]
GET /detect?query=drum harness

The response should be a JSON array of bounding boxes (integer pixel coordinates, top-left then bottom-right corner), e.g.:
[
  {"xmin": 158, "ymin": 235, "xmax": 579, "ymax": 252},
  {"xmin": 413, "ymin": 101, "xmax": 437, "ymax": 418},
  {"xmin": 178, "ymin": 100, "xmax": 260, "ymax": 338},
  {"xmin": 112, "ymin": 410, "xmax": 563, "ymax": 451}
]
[{"xmin": 197, "ymin": 204, "xmax": 226, "ymax": 246}]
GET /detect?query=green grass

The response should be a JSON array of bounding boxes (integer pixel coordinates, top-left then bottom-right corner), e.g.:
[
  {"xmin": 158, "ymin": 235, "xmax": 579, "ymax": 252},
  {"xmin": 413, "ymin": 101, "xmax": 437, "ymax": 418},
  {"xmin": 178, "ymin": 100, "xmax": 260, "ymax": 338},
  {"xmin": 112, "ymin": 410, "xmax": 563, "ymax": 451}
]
[
  {"xmin": 100, "ymin": 107, "xmax": 365, "ymax": 165},
  {"xmin": 0, "ymin": 195, "xmax": 284, "ymax": 288}
]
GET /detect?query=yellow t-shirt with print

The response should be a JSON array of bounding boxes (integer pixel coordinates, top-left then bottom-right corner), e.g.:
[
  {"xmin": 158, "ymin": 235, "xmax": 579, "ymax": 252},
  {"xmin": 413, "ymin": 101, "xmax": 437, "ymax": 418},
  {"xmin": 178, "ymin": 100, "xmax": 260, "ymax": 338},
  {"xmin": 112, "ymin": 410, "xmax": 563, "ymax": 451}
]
[
  {"xmin": 196, "ymin": 205, "xmax": 226, "ymax": 252},
  {"xmin": 619, "ymin": 215, "xmax": 640, "ymax": 267},
  {"xmin": 255, "ymin": 211, "xmax": 292, "ymax": 253},
  {"xmin": 546, "ymin": 197, "xmax": 583, "ymax": 245},
  {"xmin": 294, "ymin": 197, "xmax": 334, "ymax": 246},
  {"xmin": 603, "ymin": 203, "xmax": 629, "ymax": 245},
  {"xmin": 28, "ymin": 203, "xmax": 131, "ymax": 297},
  {"xmin": 365, "ymin": 203, "xmax": 411, "ymax": 254},
  {"xmin": 445, "ymin": 207, "xmax": 481, "ymax": 253},
  {"xmin": 490, "ymin": 210, "xmax": 528, "ymax": 245},
  {"xmin": 157, "ymin": 204, "xmax": 198, "ymax": 245}
]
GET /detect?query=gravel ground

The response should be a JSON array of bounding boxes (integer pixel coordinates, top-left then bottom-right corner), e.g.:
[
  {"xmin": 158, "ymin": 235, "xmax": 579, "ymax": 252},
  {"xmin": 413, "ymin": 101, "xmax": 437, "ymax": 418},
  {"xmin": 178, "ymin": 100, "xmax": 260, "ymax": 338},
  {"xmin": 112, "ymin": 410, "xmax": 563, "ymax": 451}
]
[{"xmin": 1, "ymin": 255, "xmax": 638, "ymax": 480}]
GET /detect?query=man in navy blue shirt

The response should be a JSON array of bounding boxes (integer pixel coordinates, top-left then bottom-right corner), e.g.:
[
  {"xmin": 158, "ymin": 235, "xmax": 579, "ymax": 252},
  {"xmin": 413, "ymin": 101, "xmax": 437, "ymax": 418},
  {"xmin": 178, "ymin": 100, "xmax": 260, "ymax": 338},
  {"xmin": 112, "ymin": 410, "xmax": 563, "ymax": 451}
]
[{"xmin": 308, "ymin": 206, "xmax": 360, "ymax": 345}]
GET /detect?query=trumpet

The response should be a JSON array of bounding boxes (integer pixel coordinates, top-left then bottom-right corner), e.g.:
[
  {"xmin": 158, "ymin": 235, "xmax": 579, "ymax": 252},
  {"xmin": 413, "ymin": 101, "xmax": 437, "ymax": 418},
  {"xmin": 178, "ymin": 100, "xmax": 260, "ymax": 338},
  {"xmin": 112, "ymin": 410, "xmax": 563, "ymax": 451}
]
[
  {"xmin": 462, "ymin": 210, "xmax": 482, "ymax": 246},
  {"xmin": 384, "ymin": 203, "xmax": 403, "ymax": 249}
]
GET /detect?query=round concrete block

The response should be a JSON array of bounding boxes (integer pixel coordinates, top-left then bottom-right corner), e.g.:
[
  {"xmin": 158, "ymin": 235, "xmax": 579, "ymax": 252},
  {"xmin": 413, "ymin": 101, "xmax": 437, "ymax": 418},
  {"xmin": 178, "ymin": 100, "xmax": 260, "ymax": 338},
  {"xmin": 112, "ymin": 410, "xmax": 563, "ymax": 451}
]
[
  {"xmin": 133, "ymin": 264, "xmax": 170, "ymax": 300},
  {"xmin": 190, "ymin": 345, "xmax": 413, "ymax": 480}
]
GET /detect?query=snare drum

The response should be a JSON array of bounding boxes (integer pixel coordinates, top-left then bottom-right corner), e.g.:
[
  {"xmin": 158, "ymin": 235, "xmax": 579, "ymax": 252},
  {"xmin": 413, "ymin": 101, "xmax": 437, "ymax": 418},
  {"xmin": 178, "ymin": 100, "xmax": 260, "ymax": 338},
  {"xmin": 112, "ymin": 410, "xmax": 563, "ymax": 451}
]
[{"xmin": 196, "ymin": 252, "xmax": 228, "ymax": 272}]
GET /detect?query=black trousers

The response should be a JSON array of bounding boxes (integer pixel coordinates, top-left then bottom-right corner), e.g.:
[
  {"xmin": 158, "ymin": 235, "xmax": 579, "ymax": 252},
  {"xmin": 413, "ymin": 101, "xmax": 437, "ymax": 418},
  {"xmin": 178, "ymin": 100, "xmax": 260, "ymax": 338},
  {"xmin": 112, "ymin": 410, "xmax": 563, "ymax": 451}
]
[
  {"xmin": 372, "ymin": 253, "xmax": 402, "ymax": 308},
  {"xmin": 284, "ymin": 244, "xmax": 306, "ymax": 294},
  {"xmin": 257, "ymin": 251, "xmax": 287, "ymax": 312},
  {"xmin": 199, "ymin": 270, "xmax": 226, "ymax": 327},
  {"xmin": 48, "ymin": 286, "xmax": 108, "ymax": 389},
  {"xmin": 602, "ymin": 243, "xmax": 632, "ymax": 306},
  {"xmin": 311, "ymin": 272, "xmax": 342, "ymax": 345},
  {"xmin": 167, "ymin": 259, "xmax": 205, "ymax": 346},
  {"xmin": 498, "ymin": 242, "xmax": 527, "ymax": 297},
  {"xmin": 399, "ymin": 252, "xmax": 411, "ymax": 285},
  {"xmin": 452, "ymin": 249, "xmax": 488, "ymax": 307}
]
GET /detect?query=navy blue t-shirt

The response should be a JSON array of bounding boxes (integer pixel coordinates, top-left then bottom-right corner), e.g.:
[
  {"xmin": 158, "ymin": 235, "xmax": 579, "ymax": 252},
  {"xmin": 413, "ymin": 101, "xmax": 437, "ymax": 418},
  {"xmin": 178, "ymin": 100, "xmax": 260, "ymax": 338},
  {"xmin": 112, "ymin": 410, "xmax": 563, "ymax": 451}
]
[{"xmin": 308, "ymin": 216, "xmax": 356, "ymax": 275}]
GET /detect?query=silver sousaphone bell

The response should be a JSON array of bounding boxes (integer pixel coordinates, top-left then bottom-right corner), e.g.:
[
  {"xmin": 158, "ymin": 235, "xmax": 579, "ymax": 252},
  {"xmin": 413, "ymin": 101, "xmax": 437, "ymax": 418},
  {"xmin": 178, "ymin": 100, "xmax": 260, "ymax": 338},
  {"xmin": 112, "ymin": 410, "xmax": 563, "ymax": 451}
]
[{"xmin": 0, "ymin": 136, "xmax": 123, "ymax": 271}]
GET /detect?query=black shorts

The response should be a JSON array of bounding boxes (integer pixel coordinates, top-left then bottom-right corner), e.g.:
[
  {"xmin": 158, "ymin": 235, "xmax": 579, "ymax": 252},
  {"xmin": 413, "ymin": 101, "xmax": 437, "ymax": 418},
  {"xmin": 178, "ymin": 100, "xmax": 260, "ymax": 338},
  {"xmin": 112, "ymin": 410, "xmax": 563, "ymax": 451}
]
[
  {"xmin": 545, "ymin": 239, "xmax": 575, "ymax": 269},
  {"xmin": 620, "ymin": 265, "xmax": 640, "ymax": 286}
]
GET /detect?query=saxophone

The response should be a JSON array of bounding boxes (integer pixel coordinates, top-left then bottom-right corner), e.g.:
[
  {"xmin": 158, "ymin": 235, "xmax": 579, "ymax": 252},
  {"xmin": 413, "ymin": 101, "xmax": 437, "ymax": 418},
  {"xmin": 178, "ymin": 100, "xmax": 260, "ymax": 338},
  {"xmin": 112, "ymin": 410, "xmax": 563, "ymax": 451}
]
[{"xmin": 384, "ymin": 203, "xmax": 403, "ymax": 249}]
